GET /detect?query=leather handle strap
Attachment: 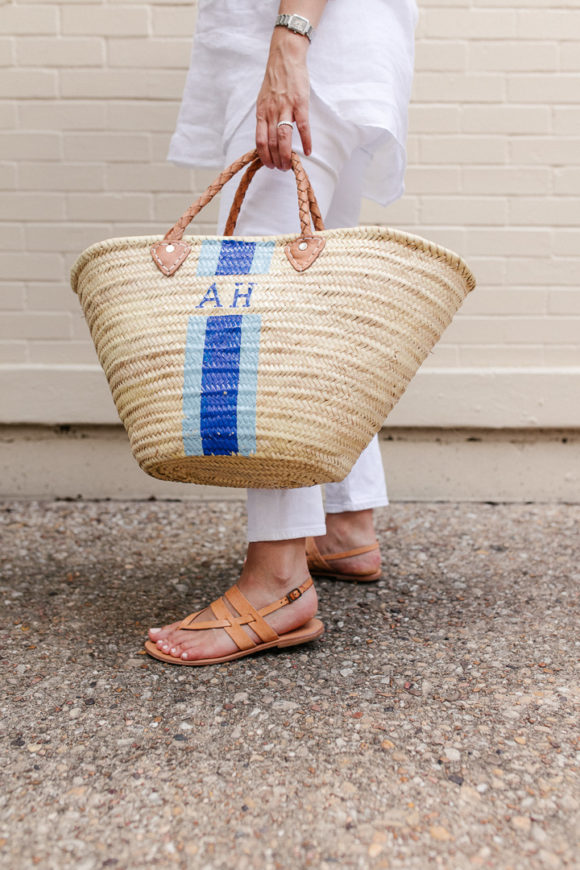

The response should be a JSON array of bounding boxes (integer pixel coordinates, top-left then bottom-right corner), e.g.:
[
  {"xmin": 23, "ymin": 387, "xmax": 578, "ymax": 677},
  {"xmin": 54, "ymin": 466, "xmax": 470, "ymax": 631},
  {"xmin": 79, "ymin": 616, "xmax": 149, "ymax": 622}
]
[
  {"xmin": 163, "ymin": 148, "xmax": 325, "ymax": 243},
  {"xmin": 290, "ymin": 150, "xmax": 326, "ymax": 235},
  {"xmin": 223, "ymin": 156, "xmax": 261, "ymax": 237},
  {"xmin": 224, "ymin": 155, "xmax": 325, "ymax": 237},
  {"xmin": 162, "ymin": 148, "xmax": 257, "ymax": 243}
]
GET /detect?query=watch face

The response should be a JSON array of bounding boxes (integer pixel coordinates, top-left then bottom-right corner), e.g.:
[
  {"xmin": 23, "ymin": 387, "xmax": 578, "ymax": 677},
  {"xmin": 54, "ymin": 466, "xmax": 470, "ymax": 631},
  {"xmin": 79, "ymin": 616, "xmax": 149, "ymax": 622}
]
[{"xmin": 289, "ymin": 14, "xmax": 307, "ymax": 33}]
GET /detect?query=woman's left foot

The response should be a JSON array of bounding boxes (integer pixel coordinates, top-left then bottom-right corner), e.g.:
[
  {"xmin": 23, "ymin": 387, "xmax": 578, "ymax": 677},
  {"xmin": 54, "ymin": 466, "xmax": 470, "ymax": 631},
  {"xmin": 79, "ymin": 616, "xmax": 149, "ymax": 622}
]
[
  {"xmin": 147, "ymin": 540, "xmax": 319, "ymax": 662},
  {"xmin": 310, "ymin": 509, "xmax": 381, "ymax": 578}
]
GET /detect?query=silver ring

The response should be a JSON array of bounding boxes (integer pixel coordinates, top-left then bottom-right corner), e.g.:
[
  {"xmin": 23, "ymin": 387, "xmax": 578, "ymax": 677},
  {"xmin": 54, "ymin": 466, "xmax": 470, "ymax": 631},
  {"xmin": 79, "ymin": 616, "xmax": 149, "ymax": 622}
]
[{"xmin": 277, "ymin": 120, "xmax": 294, "ymax": 130}]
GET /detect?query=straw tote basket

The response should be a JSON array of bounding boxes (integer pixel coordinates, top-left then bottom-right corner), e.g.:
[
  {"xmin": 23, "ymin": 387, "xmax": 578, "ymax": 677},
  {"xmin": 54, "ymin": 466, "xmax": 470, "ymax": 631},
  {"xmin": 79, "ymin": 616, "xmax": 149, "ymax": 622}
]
[{"xmin": 70, "ymin": 148, "xmax": 476, "ymax": 489}]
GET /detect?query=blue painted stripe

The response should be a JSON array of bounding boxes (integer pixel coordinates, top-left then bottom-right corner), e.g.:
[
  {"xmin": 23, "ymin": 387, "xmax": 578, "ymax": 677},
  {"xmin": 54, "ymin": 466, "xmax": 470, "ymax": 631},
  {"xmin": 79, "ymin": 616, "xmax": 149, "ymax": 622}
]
[
  {"xmin": 250, "ymin": 241, "xmax": 275, "ymax": 274},
  {"xmin": 200, "ymin": 314, "xmax": 242, "ymax": 455},
  {"xmin": 197, "ymin": 239, "xmax": 275, "ymax": 277},
  {"xmin": 215, "ymin": 240, "xmax": 256, "ymax": 276},
  {"xmin": 196, "ymin": 240, "xmax": 222, "ymax": 276},
  {"xmin": 236, "ymin": 314, "xmax": 261, "ymax": 456},
  {"xmin": 181, "ymin": 316, "xmax": 206, "ymax": 455}
]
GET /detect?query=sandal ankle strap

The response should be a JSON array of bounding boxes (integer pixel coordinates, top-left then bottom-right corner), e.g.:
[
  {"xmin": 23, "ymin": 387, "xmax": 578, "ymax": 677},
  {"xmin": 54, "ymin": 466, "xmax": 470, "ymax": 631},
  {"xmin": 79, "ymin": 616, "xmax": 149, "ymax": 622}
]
[
  {"xmin": 259, "ymin": 575, "xmax": 313, "ymax": 617},
  {"xmin": 306, "ymin": 537, "xmax": 379, "ymax": 570},
  {"xmin": 320, "ymin": 540, "xmax": 380, "ymax": 561}
]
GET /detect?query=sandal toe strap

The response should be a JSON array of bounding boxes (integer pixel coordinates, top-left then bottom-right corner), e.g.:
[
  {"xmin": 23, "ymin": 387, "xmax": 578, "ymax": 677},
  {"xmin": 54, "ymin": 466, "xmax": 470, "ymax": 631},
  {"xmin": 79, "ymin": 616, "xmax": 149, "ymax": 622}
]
[
  {"xmin": 211, "ymin": 595, "xmax": 257, "ymax": 651},
  {"xmin": 225, "ymin": 585, "xmax": 279, "ymax": 644}
]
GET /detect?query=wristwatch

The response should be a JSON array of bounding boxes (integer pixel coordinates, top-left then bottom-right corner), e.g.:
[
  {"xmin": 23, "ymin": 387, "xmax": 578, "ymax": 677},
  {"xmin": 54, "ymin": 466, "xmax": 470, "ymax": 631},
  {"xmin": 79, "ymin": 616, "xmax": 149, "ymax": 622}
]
[{"xmin": 275, "ymin": 13, "xmax": 315, "ymax": 42}]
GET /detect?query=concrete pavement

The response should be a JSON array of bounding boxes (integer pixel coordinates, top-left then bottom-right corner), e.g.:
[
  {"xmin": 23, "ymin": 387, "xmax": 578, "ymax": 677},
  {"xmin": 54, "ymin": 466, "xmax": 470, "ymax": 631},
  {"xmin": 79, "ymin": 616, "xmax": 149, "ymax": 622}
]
[{"xmin": 1, "ymin": 500, "xmax": 578, "ymax": 869}]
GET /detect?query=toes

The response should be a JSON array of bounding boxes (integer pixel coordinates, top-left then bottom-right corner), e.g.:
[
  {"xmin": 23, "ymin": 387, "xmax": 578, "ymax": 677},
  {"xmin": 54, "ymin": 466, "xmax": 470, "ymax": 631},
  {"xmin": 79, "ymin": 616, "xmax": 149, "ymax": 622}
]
[
  {"xmin": 178, "ymin": 643, "xmax": 208, "ymax": 662},
  {"xmin": 172, "ymin": 635, "xmax": 220, "ymax": 662},
  {"xmin": 168, "ymin": 637, "xmax": 196, "ymax": 659},
  {"xmin": 147, "ymin": 606, "xmax": 242, "ymax": 662},
  {"xmin": 157, "ymin": 633, "xmax": 183, "ymax": 654},
  {"xmin": 148, "ymin": 620, "xmax": 181, "ymax": 642},
  {"xmin": 162, "ymin": 625, "xmax": 188, "ymax": 650},
  {"xmin": 177, "ymin": 643, "xmax": 195, "ymax": 661},
  {"xmin": 154, "ymin": 629, "xmax": 193, "ymax": 657}
]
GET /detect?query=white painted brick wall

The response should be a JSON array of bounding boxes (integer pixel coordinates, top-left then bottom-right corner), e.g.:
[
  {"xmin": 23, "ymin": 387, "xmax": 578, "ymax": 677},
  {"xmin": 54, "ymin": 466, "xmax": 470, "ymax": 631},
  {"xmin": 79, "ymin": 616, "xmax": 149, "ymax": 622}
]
[{"xmin": 1, "ymin": 0, "xmax": 579, "ymax": 425}]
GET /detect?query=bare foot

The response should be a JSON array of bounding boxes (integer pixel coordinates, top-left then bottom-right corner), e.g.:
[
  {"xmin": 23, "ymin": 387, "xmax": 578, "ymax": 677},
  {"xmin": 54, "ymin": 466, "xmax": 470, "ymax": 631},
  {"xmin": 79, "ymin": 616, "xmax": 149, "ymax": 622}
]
[
  {"xmin": 148, "ymin": 539, "xmax": 318, "ymax": 661},
  {"xmin": 313, "ymin": 509, "xmax": 381, "ymax": 576}
]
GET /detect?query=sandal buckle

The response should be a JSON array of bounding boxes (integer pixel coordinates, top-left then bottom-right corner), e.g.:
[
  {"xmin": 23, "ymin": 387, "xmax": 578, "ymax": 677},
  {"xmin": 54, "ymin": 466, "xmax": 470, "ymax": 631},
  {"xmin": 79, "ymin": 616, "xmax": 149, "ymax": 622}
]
[{"xmin": 288, "ymin": 587, "xmax": 302, "ymax": 602}]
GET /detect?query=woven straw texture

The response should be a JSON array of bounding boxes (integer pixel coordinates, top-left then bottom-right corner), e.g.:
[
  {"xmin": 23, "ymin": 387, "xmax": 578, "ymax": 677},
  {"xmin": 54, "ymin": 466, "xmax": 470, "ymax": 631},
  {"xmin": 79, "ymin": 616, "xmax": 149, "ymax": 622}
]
[{"xmin": 70, "ymin": 153, "xmax": 476, "ymax": 488}]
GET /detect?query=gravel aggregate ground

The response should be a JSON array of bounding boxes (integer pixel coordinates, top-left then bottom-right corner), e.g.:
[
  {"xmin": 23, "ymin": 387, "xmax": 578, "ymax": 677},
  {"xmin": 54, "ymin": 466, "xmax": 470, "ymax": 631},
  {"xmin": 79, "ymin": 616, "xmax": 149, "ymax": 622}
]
[{"xmin": 1, "ymin": 500, "xmax": 578, "ymax": 870}]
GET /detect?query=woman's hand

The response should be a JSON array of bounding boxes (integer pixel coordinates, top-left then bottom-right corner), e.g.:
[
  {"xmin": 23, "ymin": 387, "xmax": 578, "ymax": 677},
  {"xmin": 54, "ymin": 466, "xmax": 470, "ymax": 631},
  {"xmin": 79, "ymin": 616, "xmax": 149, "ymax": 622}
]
[{"xmin": 255, "ymin": 27, "xmax": 312, "ymax": 171}]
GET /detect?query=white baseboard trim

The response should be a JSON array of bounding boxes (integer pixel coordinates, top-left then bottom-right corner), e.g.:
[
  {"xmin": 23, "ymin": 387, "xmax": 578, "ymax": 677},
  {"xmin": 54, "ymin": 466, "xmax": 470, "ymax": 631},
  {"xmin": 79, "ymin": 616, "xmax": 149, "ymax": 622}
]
[{"xmin": 1, "ymin": 425, "xmax": 578, "ymax": 502}]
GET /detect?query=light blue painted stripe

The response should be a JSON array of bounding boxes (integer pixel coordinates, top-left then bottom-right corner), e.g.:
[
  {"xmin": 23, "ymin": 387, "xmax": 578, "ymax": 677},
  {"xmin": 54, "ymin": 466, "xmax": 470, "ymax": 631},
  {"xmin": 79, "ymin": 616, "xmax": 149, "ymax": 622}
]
[
  {"xmin": 250, "ymin": 241, "xmax": 275, "ymax": 274},
  {"xmin": 195, "ymin": 239, "xmax": 222, "ymax": 276},
  {"xmin": 236, "ymin": 314, "xmax": 261, "ymax": 456},
  {"xmin": 182, "ymin": 315, "xmax": 206, "ymax": 455}
]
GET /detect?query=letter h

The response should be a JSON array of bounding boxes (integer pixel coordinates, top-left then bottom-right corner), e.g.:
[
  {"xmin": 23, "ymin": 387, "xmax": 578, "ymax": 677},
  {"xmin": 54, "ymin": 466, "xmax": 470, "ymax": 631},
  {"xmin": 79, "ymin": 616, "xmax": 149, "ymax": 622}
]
[{"xmin": 232, "ymin": 282, "xmax": 254, "ymax": 308}]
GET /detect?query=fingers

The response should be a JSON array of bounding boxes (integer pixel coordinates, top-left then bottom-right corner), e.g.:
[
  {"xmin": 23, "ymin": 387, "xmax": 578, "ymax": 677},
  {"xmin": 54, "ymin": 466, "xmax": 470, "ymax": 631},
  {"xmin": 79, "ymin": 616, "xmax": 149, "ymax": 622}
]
[
  {"xmin": 267, "ymin": 118, "xmax": 283, "ymax": 171},
  {"xmin": 256, "ymin": 114, "xmax": 293, "ymax": 171},
  {"xmin": 276, "ymin": 122, "xmax": 293, "ymax": 171},
  {"xmin": 256, "ymin": 103, "xmax": 309, "ymax": 171},
  {"xmin": 256, "ymin": 115, "xmax": 273, "ymax": 169},
  {"xmin": 294, "ymin": 103, "xmax": 312, "ymax": 157}
]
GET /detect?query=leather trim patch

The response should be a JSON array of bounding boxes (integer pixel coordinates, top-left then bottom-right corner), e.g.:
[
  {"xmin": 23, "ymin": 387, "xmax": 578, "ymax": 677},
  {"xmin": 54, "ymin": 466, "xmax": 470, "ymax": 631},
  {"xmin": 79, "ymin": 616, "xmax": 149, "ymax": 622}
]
[
  {"xmin": 150, "ymin": 240, "xmax": 191, "ymax": 276},
  {"xmin": 285, "ymin": 236, "xmax": 325, "ymax": 272}
]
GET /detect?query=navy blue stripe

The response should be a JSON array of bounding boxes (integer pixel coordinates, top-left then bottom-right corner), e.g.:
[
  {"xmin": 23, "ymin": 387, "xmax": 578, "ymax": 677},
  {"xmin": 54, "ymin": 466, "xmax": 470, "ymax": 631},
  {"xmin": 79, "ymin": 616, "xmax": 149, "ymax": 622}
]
[
  {"xmin": 215, "ymin": 240, "xmax": 256, "ymax": 276},
  {"xmin": 200, "ymin": 315, "xmax": 242, "ymax": 455}
]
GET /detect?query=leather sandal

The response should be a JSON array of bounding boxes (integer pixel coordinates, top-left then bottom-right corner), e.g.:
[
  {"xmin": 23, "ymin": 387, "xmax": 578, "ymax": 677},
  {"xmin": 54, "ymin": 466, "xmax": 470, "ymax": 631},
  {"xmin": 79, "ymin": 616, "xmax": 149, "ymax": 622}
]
[
  {"xmin": 144, "ymin": 575, "xmax": 323, "ymax": 666},
  {"xmin": 305, "ymin": 537, "xmax": 382, "ymax": 583}
]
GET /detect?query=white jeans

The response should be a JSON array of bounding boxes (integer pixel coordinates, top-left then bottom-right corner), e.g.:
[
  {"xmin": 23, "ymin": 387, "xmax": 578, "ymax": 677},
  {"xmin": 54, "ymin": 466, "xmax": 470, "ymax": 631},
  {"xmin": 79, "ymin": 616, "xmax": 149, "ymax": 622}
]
[{"xmin": 216, "ymin": 93, "xmax": 389, "ymax": 542}]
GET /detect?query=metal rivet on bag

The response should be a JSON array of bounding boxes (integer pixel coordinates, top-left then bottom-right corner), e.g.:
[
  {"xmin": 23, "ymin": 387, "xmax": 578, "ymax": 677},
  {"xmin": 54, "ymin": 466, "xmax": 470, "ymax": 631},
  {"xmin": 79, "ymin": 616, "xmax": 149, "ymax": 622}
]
[
  {"xmin": 298, "ymin": 241, "xmax": 308, "ymax": 251},
  {"xmin": 166, "ymin": 244, "xmax": 175, "ymax": 253}
]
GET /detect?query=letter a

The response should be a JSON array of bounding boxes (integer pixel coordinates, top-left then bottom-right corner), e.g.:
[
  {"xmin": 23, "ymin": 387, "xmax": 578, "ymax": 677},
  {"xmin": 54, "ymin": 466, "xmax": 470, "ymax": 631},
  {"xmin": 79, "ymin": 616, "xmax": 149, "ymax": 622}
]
[{"xmin": 196, "ymin": 282, "xmax": 223, "ymax": 308}]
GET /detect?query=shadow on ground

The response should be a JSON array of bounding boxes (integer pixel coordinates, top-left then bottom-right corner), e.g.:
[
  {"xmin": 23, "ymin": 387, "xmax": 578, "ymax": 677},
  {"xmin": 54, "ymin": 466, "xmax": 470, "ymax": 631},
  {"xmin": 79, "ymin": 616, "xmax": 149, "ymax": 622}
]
[{"xmin": 1, "ymin": 501, "xmax": 578, "ymax": 869}]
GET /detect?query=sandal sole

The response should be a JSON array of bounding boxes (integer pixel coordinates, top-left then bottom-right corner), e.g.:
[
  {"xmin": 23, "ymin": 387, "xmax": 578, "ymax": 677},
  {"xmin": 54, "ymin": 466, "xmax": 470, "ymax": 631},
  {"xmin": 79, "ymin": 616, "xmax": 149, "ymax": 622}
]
[
  {"xmin": 143, "ymin": 618, "xmax": 324, "ymax": 666},
  {"xmin": 308, "ymin": 567, "xmax": 382, "ymax": 583}
]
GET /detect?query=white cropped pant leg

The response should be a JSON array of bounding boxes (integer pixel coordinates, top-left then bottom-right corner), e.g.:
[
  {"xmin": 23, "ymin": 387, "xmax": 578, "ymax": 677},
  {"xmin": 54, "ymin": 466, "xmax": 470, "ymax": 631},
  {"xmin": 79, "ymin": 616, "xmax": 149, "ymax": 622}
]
[{"xmin": 216, "ymin": 94, "xmax": 389, "ymax": 542}]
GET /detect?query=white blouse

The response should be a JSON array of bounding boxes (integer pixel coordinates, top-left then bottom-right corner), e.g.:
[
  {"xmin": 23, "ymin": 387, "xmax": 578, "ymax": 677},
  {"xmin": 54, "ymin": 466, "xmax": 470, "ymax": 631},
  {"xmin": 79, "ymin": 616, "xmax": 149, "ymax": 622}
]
[{"xmin": 167, "ymin": 0, "xmax": 419, "ymax": 207}]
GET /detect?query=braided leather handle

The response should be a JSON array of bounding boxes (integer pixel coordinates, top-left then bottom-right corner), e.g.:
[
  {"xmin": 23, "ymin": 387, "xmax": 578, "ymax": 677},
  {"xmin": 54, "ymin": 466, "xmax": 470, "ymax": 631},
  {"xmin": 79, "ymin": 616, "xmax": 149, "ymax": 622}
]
[
  {"xmin": 162, "ymin": 148, "xmax": 324, "ymax": 243},
  {"xmin": 222, "ymin": 157, "xmax": 261, "ymax": 237},
  {"xmin": 162, "ymin": 148, "xmax": 257, "ymax": 242},
  {"xmin": 223, "ymin": 154, "xmax": 325, "ymax": 236}
]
